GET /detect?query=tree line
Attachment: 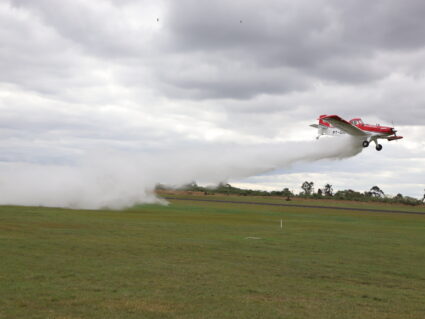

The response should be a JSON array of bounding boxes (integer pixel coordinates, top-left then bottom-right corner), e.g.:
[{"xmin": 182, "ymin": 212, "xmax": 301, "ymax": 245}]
[
  {"xmin": 299, "ymin": 181, "xmax": 423, "ymax": 206},
  {"xmin": 156, "ymin": 182, "xmax": 425, "ymax": 206}
]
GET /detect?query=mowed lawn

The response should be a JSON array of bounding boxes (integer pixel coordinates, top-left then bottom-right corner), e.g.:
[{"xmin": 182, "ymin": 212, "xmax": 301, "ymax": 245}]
[{"xmin": 1, "ymin": 199, "xmax": 425, "ymax": 319}]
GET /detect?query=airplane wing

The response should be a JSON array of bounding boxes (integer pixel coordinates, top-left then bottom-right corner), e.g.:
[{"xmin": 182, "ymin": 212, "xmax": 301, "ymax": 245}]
[{"xmin": 321, "ymin": 115, "xmax": 368, "ymax": 137}]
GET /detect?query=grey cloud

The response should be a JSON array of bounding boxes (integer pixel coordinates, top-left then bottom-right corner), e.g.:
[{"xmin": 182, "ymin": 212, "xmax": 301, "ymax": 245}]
[
  {"xmin": 168, "ymin": 0, "xmax": 425, "ymax": 55},
  {"xmin": 157, "ymin": 58, "xmax": 310, "ymax": 99},
  {"xmin": 8, "ymin": 0, "xmax": 425, "ymax": 101},
  {"xmin": 338, "ymin": 0, "xmax": 425, "ymax": 50},
  {"xmin": 159, "ymin": 0, "xmax": 425, "ymax": 99},
  {"xmin": 0, "ymin": 3, "xmax": 81, "ymax": 93},
  {"xmin": 11, "ymin": 0, "xmax": 162, "ymax": 58},
  {"xmin": 167, "ymin": 0, "xmax": 330, "ymax": 52}
]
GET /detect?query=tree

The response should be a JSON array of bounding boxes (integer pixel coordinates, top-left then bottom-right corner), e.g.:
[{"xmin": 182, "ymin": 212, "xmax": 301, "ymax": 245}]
[
  {"xmin": 282, "ymin": 188, "xmax": 293, "ymax": 201},
  {"xmin": 422, "ymin": 189, "xmax": 425, "ymax": 203},
  {"xmin": 324, "ymin": 184, "xmax": 333, "ymax": 196},
  {"xmin": 394, "ymin": 193, "xmax": 403, "ymax": 200},
  {"xmin": 217, "ymin": 182, "xmax": 232, "ymax": 189},
  {"xmin": 334, "ymin": 189, "xmax": 364, "ymax": 200},
  {"xmin": 155, "ymin": 183, "xmax": 167, "ymax": 191},
  {"xmin": 301, "ymin": 181, "xmax": 314, "ymax": 196},
  {"xmin": 181, "ymin": 181, "xmax": 199, "ymax": 191},
  {"xmin": 369, "ymin": 186, "xmax": 385, "ymax": 198},
  {"xmin": 282, "ymin": 187, "xmax": 294, "ymax": 200},
  {"xmin": 317, "ymin": 189, "xmax": 323, "ymax": 197}
]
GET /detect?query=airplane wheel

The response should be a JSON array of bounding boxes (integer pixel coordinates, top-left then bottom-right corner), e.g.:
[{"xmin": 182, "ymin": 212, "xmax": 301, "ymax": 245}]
[
  {"xmin": 376, "ymin": 144, "xmax": 383, "ymax": 151},
  {"xmin": 362, "ymin": 141, "xmax": 369, "ymax": 148}
]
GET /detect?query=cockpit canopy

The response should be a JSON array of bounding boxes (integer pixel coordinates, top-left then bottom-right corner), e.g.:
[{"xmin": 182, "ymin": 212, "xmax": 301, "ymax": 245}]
[{"xmin": 350, "ymin": 118, "xmax": 363, "ymax": 125}]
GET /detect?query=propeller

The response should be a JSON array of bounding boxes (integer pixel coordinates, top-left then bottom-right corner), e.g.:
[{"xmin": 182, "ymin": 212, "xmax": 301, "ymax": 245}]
[
  {"xmin": 391, "ymin": 120, "xmax": 397, "ymax": 136},
  {"xmin": 389, "ymin": 120, "xmax": 403, "ymax": 143}
]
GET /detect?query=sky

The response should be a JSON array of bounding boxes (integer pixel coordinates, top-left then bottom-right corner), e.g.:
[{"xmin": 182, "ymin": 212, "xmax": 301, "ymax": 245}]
[{"xmin": 1, "ymin": 0, "xmax": 424, "ymax": 204}]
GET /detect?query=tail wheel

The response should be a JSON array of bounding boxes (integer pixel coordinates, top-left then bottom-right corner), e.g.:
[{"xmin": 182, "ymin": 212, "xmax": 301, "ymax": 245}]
[
  {"xmin": 376, "ymin": 144, "xmax": 383, "ymax": 151},
  {"xmin": 362, "ymin": 141, "xmax": 369, "ymax": 148}
]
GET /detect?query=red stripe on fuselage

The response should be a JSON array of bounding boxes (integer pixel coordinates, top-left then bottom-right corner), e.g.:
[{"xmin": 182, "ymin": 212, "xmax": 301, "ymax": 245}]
[{"xmin": 356, "ymin": 124, "xmax": 393, "ymax": 134}]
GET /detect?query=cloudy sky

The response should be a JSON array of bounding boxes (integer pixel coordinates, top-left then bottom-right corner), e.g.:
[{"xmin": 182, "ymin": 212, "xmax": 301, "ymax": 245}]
[{"xmin": 1, "ymin": 0, "xmax": 424, "ymax": 200}]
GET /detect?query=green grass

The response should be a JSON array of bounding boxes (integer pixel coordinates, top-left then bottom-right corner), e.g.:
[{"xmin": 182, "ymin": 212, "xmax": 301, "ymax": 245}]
[{"xmin": 1, "ymin": 200, "xmax": 425, "ymax": 318}]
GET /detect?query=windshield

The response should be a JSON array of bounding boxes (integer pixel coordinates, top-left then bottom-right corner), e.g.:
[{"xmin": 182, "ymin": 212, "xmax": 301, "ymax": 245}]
[{"xmin": 351, "ymin": 119, "xmax": 363, "ymax": 125}]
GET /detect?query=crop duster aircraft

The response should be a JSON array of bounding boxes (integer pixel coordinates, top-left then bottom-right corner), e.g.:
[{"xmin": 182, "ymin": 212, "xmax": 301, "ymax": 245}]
[{"xmin": 310, "ymin": 115, "xmax": 403, "ymax": 151}]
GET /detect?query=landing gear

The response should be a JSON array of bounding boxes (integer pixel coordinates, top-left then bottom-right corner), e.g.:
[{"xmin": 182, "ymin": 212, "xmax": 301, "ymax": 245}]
[{"xmin": 364, "ymin": 139, "xmax": 383, "ymax": 151}]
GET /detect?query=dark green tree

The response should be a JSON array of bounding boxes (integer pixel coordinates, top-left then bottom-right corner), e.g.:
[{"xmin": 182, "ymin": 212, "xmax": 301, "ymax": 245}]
[
  {"xmin": 334, "ymin": 189, "xmax": 364, "ymax": 200},
  {"xmin": 324, "ymin": 184, "xmax": 333, "ymax": 196},
  {"xmin": 301, "ymin": 181, "xmax": 314, "ymax": 196},
  {"xmin": 369, "ymin": 186, "xmax": 385, "ymax": 198},
  {"xmin": 282, "ymin": 188, "xmax": 293, "ymax": 201},
  {"xmin": 394, "ymin": 193, "xmax": 403, "ymax": 200}
]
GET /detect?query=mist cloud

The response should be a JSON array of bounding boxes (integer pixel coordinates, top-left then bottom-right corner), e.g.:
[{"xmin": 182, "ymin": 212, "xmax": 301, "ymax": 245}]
[{"xmin": 0, "ymin": 137, "xmax": 362, "ymax": 209}]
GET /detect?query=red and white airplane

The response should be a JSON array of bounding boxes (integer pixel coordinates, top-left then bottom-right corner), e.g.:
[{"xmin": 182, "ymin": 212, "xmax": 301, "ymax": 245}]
[{"xmin": 310, "ymin": 115, "xmax": 403, "ymax": 151}]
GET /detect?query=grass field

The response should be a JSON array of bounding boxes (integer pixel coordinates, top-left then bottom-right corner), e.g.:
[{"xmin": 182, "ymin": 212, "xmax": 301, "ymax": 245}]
[{"xmin": 1, "ymin": 198, "xmax": 425, "ymax": 318}]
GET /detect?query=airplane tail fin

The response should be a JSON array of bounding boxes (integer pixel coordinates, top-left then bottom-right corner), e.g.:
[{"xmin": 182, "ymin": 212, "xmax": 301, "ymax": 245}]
[
  {"xmin": 318, "ymin": 115, "xmax": 331, "ymax": 127},
  {"xmin": 310, "ymin": 115, "xmax": 342, "ymax": 139}
]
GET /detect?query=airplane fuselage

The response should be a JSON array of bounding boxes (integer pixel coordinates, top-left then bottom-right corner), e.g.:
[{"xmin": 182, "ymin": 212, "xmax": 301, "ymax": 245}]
[{"xmin": 349, "ymin": 119, "xmax": 401, "ymax": 141}]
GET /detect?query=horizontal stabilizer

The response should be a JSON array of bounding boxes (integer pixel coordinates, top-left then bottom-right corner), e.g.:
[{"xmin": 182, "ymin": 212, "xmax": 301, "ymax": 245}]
[{"xmin": 310, "ymin": 123, "xmax": 330, "ymax": 129}]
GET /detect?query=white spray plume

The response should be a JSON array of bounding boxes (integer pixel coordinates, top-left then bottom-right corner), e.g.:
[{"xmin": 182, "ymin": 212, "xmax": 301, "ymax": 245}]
[{"xmin": 0, "ymin": 136, "xmax": 362, "ymax": 209}]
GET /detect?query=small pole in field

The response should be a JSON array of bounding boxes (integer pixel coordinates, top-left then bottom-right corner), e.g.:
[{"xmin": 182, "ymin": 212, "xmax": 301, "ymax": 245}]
[{"xmin": 280, "ymin": 219, "xmax": 283, "ymax": 230}]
